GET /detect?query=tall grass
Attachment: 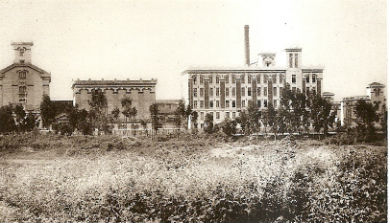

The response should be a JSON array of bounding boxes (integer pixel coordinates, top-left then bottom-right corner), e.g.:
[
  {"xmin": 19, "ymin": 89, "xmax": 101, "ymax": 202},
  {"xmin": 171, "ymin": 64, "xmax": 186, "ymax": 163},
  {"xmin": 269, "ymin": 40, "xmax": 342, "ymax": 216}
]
[{"xmin": 0, "ymin": 133, "xmax": 387, "ymax": 222}]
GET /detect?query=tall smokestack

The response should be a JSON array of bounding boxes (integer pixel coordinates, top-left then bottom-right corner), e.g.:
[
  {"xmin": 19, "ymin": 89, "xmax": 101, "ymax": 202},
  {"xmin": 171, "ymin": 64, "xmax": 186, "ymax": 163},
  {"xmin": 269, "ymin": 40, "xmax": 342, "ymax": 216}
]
[{"xmin": 244, "ymin": 25, "xmax": 250, "ymax": 66}]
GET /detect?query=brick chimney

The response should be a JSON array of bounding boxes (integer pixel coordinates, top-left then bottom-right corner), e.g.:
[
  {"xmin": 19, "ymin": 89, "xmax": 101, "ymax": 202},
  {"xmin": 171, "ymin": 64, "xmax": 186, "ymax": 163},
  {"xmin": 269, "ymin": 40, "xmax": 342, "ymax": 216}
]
[{"xmin": 244, "ymin": 25, "xmax": 250, "ymax": 66}]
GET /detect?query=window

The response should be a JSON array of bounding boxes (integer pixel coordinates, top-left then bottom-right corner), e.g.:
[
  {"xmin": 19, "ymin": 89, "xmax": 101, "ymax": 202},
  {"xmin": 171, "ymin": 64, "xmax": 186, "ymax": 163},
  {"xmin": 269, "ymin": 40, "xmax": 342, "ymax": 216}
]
[
  {"xmin": 306, "ymin": 75, "xmax": 310, "ymax": 83},
  {"xmin": 256, "ymin": 74, "xmax": 260, "ymax": 83},
  {"xmin": 232, "ymin": 75, "xmax": 236, "ymax": 83},
  {"xmin": 242, "ymin": 100, "xmax": 246, "ymax": 107},
  {"xmin": 216, "ymin": 76, "xmax": 220, "ymax": 84},
  {"xmin": 240, "ymin": 75, "xmax": 245, "ymax": 83},
  {"xmin": 257, "ymin": 87, "xmax": 261, "ymax": 96},
  {"xmin": 216, "ymin": 112, "xmax": 220, "ymax": 119},
  {"xmin": 200, "ymin": 112, "xmax": 204, "ymax": 120},
  {"xmin": 292, "ymin": 75, "xmax": 296, "ymax": 83},
  {"xmin": 272, "ymin": 75, "xmax": 276, "ymax": 84},
  {"xmin": 264, "ymin": 99, "xmax": 268, "ymax": 107},
  {"xmin": 232, "ymin": 112, "xmax": 236, "ymax": 119},
  {"xmin": 274, "ymin": 99, "xmax": 277, "ymax": 107},
  {"xmin": 306, "ymin": 87, "xmax": 310, "ymax": 95},
  {"xmin": 193, "ymin": 76, "xmax": 197, "ymax": 85},
  {"xmin": 216, "ymin": 100, "xmax": 220, "ymax": 107},
  {"xmin": 225, "ymin": 75, "xmax": 229, "ymax": 84},
  {"xmin": 225, "ymin": 100, "xmax": 230, "ymax": 108},
  {"xmin": 294, "ymin": 53, "xmax": 298, "ymax": 67},
  {"xmin": 232, "ymin": 100, "xmax": 236, "ymax": 108},
  {"xmin": 226, "ymin": 88, "xmax": 229, "ymax": 97},
  {"xmin": 194, "ymin": 101, "xmax": 198, "ymax": 109},
  {"xmin": 248, "ymin": 75, "xmax": 252, "ymax": 83},
  {"xmin": 248, "ymin": 87, "xmax": 252, "ymax": 96},
  {"xmin": 232, "ymin": 87, "xmax": 236, "ymax": 96},
  {"xmin": 257, "ymin": 100, "xmax": 261, "ymax": 108},
  {"xmin": 264, "ymin": 87, "xmax": 267, "ymax": 96},
  {"xmin": 216, "ymin": 88, "xmax": 220, "ymax": 96},
  {"xmin": 210, "ymin": 101, "xmax": 213, "ymax": 108},
  {"xmin": 200, "ymin": 100, "xmax": 204, "ymax": 108},
  {"xmin": 263, "ymin": 74, "xmax": 268, "ymax": 84},
  {"xmin": 200, "ymin": 76, "xmax": 204, "ymax": 84},
  {"xmin": 19, "ymin": 86, "xmax": 26, "ymax": 94},
  {"xmin": 312, "ymin": 74, "xmax": 316, "ymax": 83},
  {"xmin": 19, "ymin": 70, "xmax": 27, "ymax": 79},
  {"xmin": 289, "ymin": 53, "xmax": 293, "ymax": 68},
  {"xmin": 273, "ymin": 87, "xmax": 277, "ymax": 96},
  {"xmin": 210, "ymin": 88, "xmax": 213, "ymax": 97},
  {"xmin": 200, "ymin": 88, "xmax": 204, "ymax": 97},
  {"xmin": 225, "ymin": 112, "xmax": 230, "ymax": 119},
  {"xmin": 312, "ymin": 88, "xmax": 316, "ymax": 95},
  {"xmin": 279, "ymin": 74, "xmax": 283, "ymax": 83},
  {"xmin": 241, "ymin": 87, "xmax": 245, "ymax": 96}
]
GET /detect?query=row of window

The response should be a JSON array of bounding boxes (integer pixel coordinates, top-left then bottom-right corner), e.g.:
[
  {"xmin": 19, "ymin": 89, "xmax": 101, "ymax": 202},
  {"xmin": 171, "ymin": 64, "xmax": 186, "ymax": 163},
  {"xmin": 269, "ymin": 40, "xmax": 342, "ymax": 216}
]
[
  {"xmin": 193, "ymin": 98, "xmax": 276, "ymax": 109},
  {"xmin": 291, "ymin": 74, "xmax": 317, "ymax": 84},
  {"xmin": 194, "ymin": 87, "xmax": 282, "ymax": 98},
  {"xmin": 200, "ymin": 111, "xmax": 238, "ymax": 121},
  {"xmin": 192, "ymin": 73, "xmax": 284, "ymax": 85}
]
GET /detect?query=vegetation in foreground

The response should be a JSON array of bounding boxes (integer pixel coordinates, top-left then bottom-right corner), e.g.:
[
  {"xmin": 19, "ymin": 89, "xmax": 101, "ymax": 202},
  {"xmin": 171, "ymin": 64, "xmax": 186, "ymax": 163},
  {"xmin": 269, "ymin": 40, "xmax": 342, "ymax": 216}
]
[{"xmin": 0, "ymin": 133, "xmax": 386, "ymax": 223}]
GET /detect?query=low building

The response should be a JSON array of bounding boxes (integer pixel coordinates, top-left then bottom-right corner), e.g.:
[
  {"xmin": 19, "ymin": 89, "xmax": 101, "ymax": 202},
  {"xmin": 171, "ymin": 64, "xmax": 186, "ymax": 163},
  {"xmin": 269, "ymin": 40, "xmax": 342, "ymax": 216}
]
[
  {"xmin": 340, "ymin": 82, "xmax": 386, "ymax": 127},
  {"xmin": 155, "ymin": 99, "xmax": 182, "ymax": 131},
  {"xmin": 72, "ymin": 79, "xmax": 157, "ymax": 122}
]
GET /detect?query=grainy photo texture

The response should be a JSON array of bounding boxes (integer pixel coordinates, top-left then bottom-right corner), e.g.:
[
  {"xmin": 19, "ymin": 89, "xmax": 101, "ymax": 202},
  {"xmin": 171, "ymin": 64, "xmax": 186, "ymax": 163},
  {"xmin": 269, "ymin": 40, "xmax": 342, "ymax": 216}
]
[{"xmin": 0, "ymin": 0, "xmax": 387, "ymax": 222}]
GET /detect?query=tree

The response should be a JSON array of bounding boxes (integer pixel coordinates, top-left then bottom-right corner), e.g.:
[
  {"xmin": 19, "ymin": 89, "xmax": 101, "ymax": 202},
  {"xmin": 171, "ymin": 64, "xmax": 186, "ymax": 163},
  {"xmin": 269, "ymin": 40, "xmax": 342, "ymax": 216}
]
[
  {"xmin": 89, "ymin": 90, "xmax": 108, "ymax": 133},
  {"xmin": 149, "ymin": 103, "xmax": 160, "ymax": 135},
  {"xmin": 174, "ymin": 100, "xmax": 187, "ymax": 129},
  {"xmin": 237, "ymin": 111, "xmax": 250, "ymax": 135},
  {"xmin": 278, "ymin": 86, "xmax": 295, "ymax": 134},
  {"xmin": 191, "ymin": 111, "xmax": 198, "ymax": 132},
  {"xmin": 24, "ymin": 113, "xmax": 37, "ymax": 131},
  {"xmin": 13, "ymin": 105, "xmax": 26, "ymax": 131},
  {"xmin": 40, "ymin": 95, "xmax": 56, "ymax": 128},
  {"xmin": 380, "ymin": 103, "xmax": 387, "ymax": 137},
  {"xmin": 0, "ymin": 106, "xmax": 16, "ymax": 133},
  {"xmin": 265, "ymin": 103, "xmax": 278, "ymax": 140},
  {"xmin": 111, "ymin": 107, "xmax": 120, "ymax": 121},
  {"xmin": 221, "ymin": 118, "xmax": 237, "ymax": 136},
  {"xmin": 354, "ymin": 99, "xmax": 378, "ymax": 142},
  {"xmin": 247, "ymin": 101, "xmax": 261, "ymax": 134},
  {"xmin": 121, "ymin": 97, "xmax": 137, "ymax": 125},
  {"xmin": 204, "ymin": 113, "xmax": 214, "ymax": 134},
  {"xmin": 310, "ymin": 94, "xmax": 335, "ymax": 137},
  {"xmin": 140, "ymin": 119, "xmax": 148, "ymax": 136}
]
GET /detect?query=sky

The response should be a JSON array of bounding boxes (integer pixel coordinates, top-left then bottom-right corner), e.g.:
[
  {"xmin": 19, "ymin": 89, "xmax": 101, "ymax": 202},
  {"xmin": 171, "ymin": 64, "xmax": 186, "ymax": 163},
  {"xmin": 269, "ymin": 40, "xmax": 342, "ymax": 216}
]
[{"xmin": 0, "ymin": 0, "xmax": 386, "ymax": 101}]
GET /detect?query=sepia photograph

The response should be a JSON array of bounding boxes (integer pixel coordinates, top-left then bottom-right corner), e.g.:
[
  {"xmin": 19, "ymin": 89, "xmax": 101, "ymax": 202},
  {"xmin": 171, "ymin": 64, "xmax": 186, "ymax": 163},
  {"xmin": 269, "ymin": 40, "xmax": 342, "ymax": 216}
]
[{"xmin": 0, "ymin": 0, "xmax": 387, "ymax": 222}]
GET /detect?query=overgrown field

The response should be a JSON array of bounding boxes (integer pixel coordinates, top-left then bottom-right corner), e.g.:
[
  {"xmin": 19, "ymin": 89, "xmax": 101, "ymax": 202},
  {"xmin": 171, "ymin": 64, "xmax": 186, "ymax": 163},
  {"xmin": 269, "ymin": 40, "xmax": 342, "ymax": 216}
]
[{"xmin": 0, "ymin": 133, "xmax": 387, "ymax": 222}]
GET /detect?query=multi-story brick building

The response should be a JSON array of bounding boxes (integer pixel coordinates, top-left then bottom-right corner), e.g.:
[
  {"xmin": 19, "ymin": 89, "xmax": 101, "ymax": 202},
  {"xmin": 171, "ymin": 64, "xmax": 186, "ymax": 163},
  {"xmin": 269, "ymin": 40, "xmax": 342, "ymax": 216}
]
[
  {"xmin": 0, "ymin": 42, "xmax": 51, "ymax": 112},
  {"xmin": 183, "ymin": 26, "xmax": 324, "ymax": 129},
  {"xmin": 72, "ymin": 79, "xmax": 157, "ymax": 121},
  {"xmin": 340, "ymin": 82, "xmax": 386, "ymax": 127}
]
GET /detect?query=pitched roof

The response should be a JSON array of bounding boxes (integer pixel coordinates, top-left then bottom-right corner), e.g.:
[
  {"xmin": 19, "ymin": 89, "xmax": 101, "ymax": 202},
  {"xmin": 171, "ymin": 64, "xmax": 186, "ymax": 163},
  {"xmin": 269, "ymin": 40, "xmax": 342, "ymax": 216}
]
[{"xmin": 0, "ymin": 63, "xmax": 51, "ymax": 79}]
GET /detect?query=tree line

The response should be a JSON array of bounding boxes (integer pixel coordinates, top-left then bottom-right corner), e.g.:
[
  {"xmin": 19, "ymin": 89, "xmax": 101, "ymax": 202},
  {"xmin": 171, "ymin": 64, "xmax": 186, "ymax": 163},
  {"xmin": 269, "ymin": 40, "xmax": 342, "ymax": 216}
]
[{"xmin": 0, "ymin": 87, "xmax": 386, "ymax": 141}]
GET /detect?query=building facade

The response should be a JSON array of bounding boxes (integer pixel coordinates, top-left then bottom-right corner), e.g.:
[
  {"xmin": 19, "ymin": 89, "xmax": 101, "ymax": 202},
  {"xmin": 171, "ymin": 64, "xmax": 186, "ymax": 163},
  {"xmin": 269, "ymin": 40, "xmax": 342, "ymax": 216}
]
[
  {"xmin": 184, "ymin": 48, "xmax": 324, "ymax": 129},
  {"xmin": 340, "ymin": 82, "xmax": 386, "ymax": 127},
  {"xmin": 72, "ymin": 79, "xmax": 157, "ymax": 121},
  {"xmin": 0, "ymin": 42, "xmax": 51, "ymax": 112}
]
